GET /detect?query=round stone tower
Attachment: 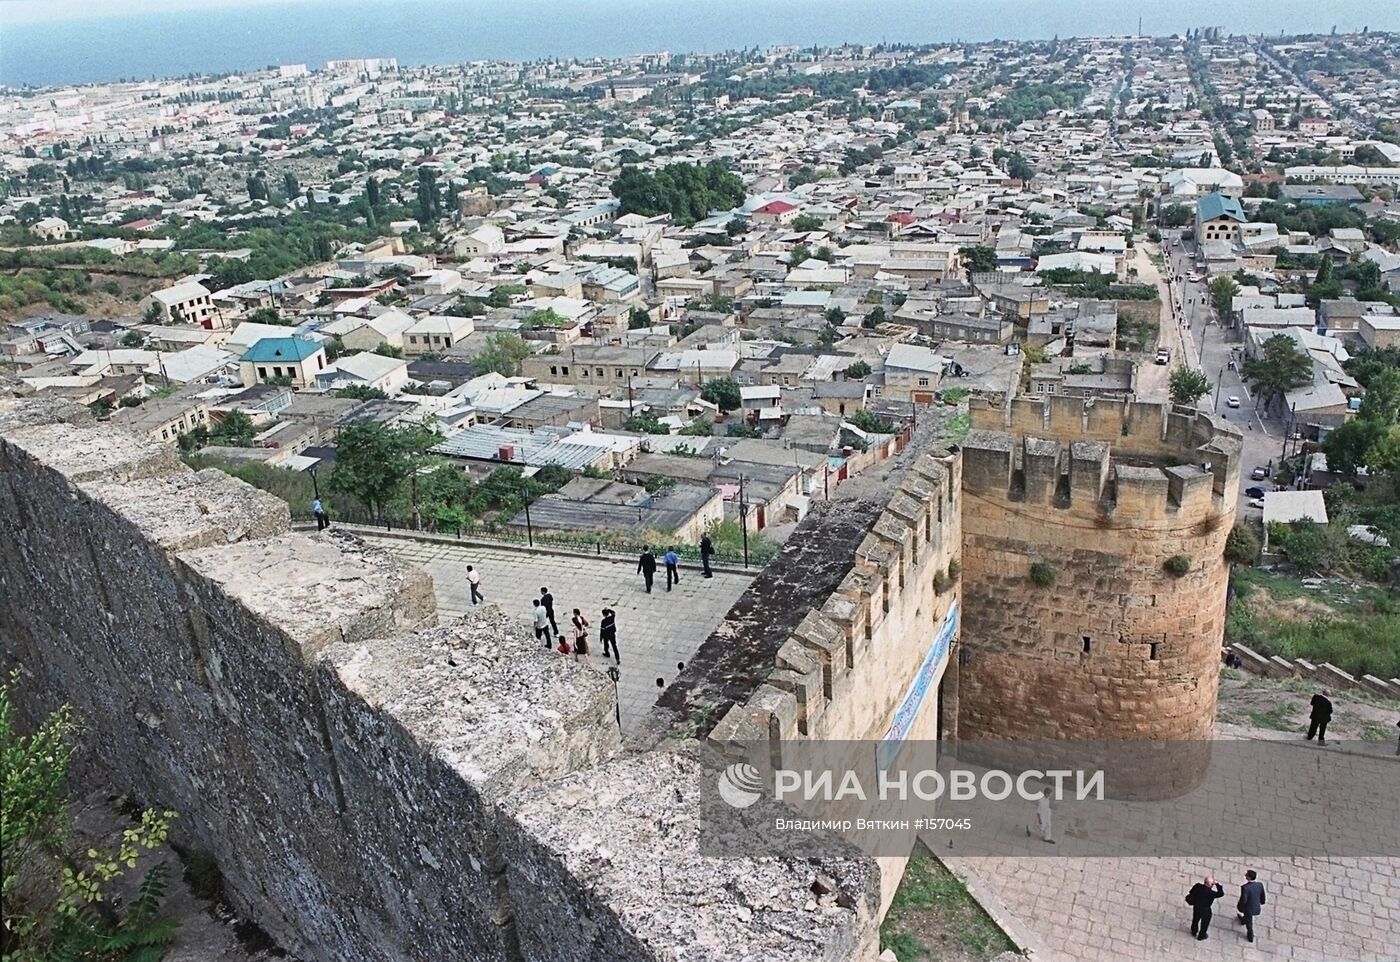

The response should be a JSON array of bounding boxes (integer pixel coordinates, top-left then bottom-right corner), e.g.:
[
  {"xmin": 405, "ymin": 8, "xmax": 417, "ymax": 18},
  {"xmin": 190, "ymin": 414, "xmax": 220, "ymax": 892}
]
[{"xmin": 956, "ymin": 396, "xmax": 1243, "ymax": 745}]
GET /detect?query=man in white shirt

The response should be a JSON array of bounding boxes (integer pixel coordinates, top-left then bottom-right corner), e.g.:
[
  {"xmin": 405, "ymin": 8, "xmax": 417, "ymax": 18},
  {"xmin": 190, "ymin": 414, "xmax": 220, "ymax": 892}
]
[
  {"xmin": 466, "ymin": 565, "xmax": 483, "ymax": 605},
  {"xmin": 1026, "ymin": 787, "xmax": 1054, "ymax": 844},
  {"xmin": 532, "ymin": 600, "xmax": 551, "ymax": 647}
]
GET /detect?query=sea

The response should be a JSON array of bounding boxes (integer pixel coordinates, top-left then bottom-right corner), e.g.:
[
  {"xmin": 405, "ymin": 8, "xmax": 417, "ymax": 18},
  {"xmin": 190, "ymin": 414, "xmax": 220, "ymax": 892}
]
[{"xmin": 2, "ymin": 0, "xmax": 1399, "ymax": 89}]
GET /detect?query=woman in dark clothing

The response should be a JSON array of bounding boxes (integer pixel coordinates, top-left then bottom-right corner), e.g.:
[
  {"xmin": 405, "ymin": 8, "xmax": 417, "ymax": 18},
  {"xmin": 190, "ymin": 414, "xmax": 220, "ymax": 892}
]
[{"xmin": 571, "ymin": 608, "xmax": 591, "ymax": 662}]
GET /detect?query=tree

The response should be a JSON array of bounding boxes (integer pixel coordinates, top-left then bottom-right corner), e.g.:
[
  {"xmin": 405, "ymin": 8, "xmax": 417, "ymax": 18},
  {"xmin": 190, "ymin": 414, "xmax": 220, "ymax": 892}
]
[
  {"xmin": 210, "ymin": 410, "xmax": 255, "ymax": 447},
  {"xmin": 825, "ymin": 306, "xmax": 846, "ymax": 326},
  {"xmin": 844, "ymin": 360, "xmax": 872, "ymax": 379},
  {"xmin": 1224, "ymin": 525, "xmax": 1260, "ymax": 565},
  {"xmin": 119, "ymin": 330, "xmax": 146, "ymax": 348},
  {"xmin": 1321, "ymin": 417, "xmax": 1386, "ymax": 476},
  {"xmin": 863, "ymin": 305, "xmax": 887, "ymax": 329},
  {"xmin": 1, "ymin": 674, "xmax": 180, "ymax": 962},
  {"xmin": 849, "ymin": 409, "xmax": 895, "ymax": 434},
  {"xmin": 332, "ymin": 384, "xmax": 390, "ymax": 401},
  {"xmin": 700, "ymin": 377, "xmax": 742, "ymax": 412},
  {"xmin": 624, "ymin": 412, "xmax": 670, "ymax": 435},
  {"xmin": 472, "ymin": 332, "xmax": 532, "ymax": 376},
  {"xmin": 791, "ymin": 213, "xmax": 823, "ymax": 232},
  {"xmin": 1357, "ymin": 368, "xmax": 1400, "ymax": 425},
  {"xmin": 328, "ymin": 422, "xmax": 435, "ymax": 518},
  {"xmin": 366, "ymin": 176, "xmax": 380, "ymax": 208},
  {"xmin": 373, "ymin": 342, "xmax": 404, "ymax": 359},
  {"xmin": 1168, "ymin": 367, "xmax": 1211, "ymax": 406},
  {"xmin": 247, "ymin": 306, "xmax": 287, "ymax": 326},
  {"xmin": 627, "ymin": 306, "xmax": 652, "ymax": 330},
  {"xmin": 610, "ymin": 161, "xmax": 745, "ymax": 225},
  {"xmin": 282, "ymin": 172, "xmax": 299, "ymax": 200},
  {"xmin": 959, "ymin": 246, "xmax": 998, "ymax": 275},
  {"xmin": 1208, "ymin": 275, "xmax": 1240, "ymax": 317},
  {"xmin": 1241, "ymin": 334, "xmax": 1314, "ymax": 410}
]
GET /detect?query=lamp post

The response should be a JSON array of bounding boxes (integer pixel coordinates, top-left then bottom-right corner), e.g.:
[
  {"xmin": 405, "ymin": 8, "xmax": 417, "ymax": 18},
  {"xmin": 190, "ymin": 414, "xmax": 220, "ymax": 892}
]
[
  {"xmin": 308, "ymin": 465, "xmax": 321, "ymax": 498},
  {"xmin": 738, "ymin": 474, "xmax": 750, "ymax": 569},
  {"xmin": 1212, "ymin": 364, "xmax": 1226, "ymax": 412},
  {"xmin": 521, "ymin": 484, "xmax": 534, "ymax": 547},
  {"xmin": 607, "ymin": 666, "xmax": 622, "ymax": 730}
]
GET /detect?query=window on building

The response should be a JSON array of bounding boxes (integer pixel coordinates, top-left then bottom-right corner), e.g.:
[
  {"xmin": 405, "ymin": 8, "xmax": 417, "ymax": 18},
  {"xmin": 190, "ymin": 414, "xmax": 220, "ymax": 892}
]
[
  {"xmin": 918, "ymin": 377, "xmax": 930, "ymax": 386},
  {"xmin": 615, "ymin": 368, "xmax": 623, "ymax": 378},
  {"xmin": 596, "ymin": 367, "xmax": 604, "ymax": 377},
  {"xmin": 1082, "ymin": 636, "xmax": 1092, "ymax": 654},
  {"xmin": 561, "ymin": 366, "xmax": 569, "ymax": 375},
  {"xmin": 258, "ymin": 366, "xmax": 268, "ymax": 378},
  {"xmin": 550, "ymin": 366, "xmax": 558, "ymax": 376}
]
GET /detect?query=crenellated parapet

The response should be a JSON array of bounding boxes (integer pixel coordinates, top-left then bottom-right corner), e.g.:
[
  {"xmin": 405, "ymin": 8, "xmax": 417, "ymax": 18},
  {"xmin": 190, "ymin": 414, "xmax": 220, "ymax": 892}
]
[
  {"xmin": 708, "ymin": 453, "xmax": 962, "ymax": 748},
  {"xmin": 958, "ymin": 396, "xmax": 1243, "ymax": 745}
]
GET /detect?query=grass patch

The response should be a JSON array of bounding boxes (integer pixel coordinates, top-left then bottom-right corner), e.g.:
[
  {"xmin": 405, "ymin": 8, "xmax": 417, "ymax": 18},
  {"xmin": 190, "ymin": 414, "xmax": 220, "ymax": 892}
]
[
  {"xmin": 1362, "ymin": 724, "xmax": 1395, "ymax": 743},
  {"xmin": 1226, "ymin": 568, "xmax": 1400, "ymax": 678},
  {"xmin": 1245, "ymin": 705, "xmax": 1295, "ymax": 731},
  {"xmin": 880, "ymin": 847, "xmax": 1016, "ymax": 962}
]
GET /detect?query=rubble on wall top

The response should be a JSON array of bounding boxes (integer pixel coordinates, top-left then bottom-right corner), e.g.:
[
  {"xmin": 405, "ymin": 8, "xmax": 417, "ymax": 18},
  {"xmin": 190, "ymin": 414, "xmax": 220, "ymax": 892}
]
[
  {"xmin": 321, "ymin": 609, "xmax": 621, "ymax": 794},
  {"xmin": 505, "ymin": 744, "xmax": 879, "ymax": 961}
]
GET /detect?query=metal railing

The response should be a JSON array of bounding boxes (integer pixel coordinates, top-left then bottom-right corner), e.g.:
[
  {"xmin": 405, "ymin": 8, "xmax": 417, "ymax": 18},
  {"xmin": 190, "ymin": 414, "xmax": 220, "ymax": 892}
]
[{"xmin": 305, "ymin": 506, "xmax": 776, "ymax": 568}]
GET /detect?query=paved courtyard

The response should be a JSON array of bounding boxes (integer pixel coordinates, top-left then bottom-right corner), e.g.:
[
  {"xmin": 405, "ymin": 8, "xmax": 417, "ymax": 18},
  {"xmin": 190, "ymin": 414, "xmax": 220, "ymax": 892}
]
[
  {"xmin": 957, "ymin": 852, "xmax": 1399, "ymax": 962},
  {"xmin": 364, "ymin": 535, "xmax": 754, "ymax": 733}
]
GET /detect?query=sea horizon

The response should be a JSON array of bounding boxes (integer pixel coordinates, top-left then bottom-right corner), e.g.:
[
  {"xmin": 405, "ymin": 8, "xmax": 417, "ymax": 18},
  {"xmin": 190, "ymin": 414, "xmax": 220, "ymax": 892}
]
[{"xmin": 3, "ymin": 0, "xmax": 1400, "ymax": 89}]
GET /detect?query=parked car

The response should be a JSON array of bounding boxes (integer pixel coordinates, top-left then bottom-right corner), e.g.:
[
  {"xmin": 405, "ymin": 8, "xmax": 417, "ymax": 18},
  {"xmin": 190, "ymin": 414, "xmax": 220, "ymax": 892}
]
[
  {"xmin": 1188, "ymin": 272, "xmax": 1204, "ymax": 282},
  {"xmin": 1227, "ymin": 396, "xmax": 1241, "ymax": 408},
  {"xmin": 1251, "ymin": 466, "xmax": 1268, "ymax": 481},
  {"xmin": 1245, "ymin": 486, "xmax": 1266, "ymax": 499}
]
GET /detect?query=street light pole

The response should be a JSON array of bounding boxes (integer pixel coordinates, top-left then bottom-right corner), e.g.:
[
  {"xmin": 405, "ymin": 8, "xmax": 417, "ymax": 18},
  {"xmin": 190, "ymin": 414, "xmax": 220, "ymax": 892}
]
[
  {"xmin": 738, "ymin": 474, "xmax": 749, "ymax": 568},
  {"xmin": 521, "ymin": 484, "xmax": 534, "ymax": 547},
  {"xmin": 1213, "ymin": 364, "xmax": 1225, "ymax": 412}
]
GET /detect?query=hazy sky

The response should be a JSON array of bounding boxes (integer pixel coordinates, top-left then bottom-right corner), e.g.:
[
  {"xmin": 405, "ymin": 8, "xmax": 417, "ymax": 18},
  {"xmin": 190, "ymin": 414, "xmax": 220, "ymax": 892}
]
[{"xmin": 0, "ymin": 0, "xmax": 298, "ymax": 24}]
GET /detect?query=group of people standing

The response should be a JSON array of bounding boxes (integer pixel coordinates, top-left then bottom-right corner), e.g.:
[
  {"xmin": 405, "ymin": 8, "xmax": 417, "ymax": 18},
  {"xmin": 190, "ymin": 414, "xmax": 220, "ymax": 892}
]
[
  {"xmin": 1184, "ymin": 871, "xmax": 1267, "ymax": 943},
  {"xmin": 636, "ymin": 535, "xmax": 716, "ymax": 593},
  {"xmin": 459, "ymin": 531, "xmax": 723, "ymax": 667},
  {"xmin": 530, "ymin": 588, "xmax": 620, "ymax": 665}
]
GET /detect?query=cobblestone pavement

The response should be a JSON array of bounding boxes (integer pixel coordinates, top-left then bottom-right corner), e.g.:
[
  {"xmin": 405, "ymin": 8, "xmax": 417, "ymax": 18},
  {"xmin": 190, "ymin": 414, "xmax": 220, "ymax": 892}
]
[
  {"xmin": 365, "ymin": 536, "xmax": 754, "ymax": 734},
  {"xmin": 951, "ymin": 759, "xmax": 1400, "ymax": 962}
]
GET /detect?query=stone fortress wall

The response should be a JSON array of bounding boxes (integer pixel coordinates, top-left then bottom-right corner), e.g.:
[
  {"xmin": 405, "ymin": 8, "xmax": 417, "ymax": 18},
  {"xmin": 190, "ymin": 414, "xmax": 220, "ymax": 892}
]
[
  {"xmin": 1, "ymin": 389, "xmax": 1240, "ymax": 959},
  {"xmin": 0, "ymin": 396, "xmax": 879, "ymax": 962},
  {"xmin": 956, "ymin": 395, "xmax": 1243, "ymax": 744}
]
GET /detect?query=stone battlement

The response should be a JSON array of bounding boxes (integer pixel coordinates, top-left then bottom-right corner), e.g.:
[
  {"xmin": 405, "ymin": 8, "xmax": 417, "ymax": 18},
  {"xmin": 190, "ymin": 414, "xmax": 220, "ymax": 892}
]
[
  {"xmin": 0, "ymin": 396, "xmax": 879, "ymax": 962},
  {"xmin": 964, "ymin": 395, "xmax": 1242, "ymax": 524},
  {"xmin": 957, "ymin": 396, "xmax": 1242, "ymax": 747},
  {"xmin": 708, "ymin": 452, "xmax": 961, "ymax": 748}
]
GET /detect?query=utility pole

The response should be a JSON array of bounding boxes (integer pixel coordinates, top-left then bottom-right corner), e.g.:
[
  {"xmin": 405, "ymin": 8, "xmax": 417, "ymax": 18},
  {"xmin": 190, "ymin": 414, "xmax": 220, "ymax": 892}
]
[
  {"xmin": 521, "ymin": 484, "xmax": 534, "ymax": 547},
  {"xmin": 738, "ymin": 474, "xmax": 750, "ymax": 568},
  {"xmin": 1213, "ymin": 364, "xmax": 1225, "ymax": 411}
]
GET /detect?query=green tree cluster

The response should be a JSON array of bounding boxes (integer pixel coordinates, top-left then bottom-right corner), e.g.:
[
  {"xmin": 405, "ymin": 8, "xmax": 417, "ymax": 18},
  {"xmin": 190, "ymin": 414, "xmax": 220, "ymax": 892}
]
[{"xmin": 610, "ymin": 161, "xmax": 745, "ymax": 225}]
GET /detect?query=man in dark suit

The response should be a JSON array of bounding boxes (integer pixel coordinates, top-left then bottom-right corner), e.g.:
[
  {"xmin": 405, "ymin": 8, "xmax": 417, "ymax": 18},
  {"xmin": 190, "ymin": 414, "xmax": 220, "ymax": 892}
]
[
  {"xmin": 1185, "ymin": 874, "xmax": 1225, "ymax": 940},
  {"xmin": 1306, "ymin": 689, "xmax": 1333, "ymax": 746},
  {"xmin": 1237, "ymin": 870, "xmax": 1266, "ymax": 943},
  {"xmin": 637, "ymin": 547, "xmax": 657, "ymax": 593}
]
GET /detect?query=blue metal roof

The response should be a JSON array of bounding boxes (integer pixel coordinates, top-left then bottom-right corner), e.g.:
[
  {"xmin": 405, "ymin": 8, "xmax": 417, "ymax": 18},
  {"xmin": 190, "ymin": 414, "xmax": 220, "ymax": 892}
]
[
  {"xmin": 1197, "ymin": 192, "xmax": 1246, "ymax": 223},
  {"xmin": 240, "ymin": 337, "xmax": 321, "ymax": 363}
]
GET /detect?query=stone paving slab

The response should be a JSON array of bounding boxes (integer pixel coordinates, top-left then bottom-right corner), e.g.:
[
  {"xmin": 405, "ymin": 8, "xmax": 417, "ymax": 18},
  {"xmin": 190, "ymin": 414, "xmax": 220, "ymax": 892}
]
[
  {"xmin": 364, "ymin": 536, "xmax": 754, "ymax": 735},
  {"xmin": 949, "ymin": 836, "xmax": 1400, "ymax": 961}
]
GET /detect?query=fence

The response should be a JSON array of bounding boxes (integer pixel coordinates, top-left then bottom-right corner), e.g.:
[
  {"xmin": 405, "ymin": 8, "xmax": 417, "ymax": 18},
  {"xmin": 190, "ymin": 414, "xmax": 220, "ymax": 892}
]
[{"xmin": 305, "ymin": 504, "xmax": 777, "ymax": 568}]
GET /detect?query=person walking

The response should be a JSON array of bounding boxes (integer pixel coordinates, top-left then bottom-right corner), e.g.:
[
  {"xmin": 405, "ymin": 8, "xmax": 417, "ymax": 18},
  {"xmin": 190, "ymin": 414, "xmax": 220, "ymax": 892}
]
[
  {"xmin": 1236, "ymin": 870, "xmax": 1266, "ymax": 943},
  {"xmin": 312, "ymin": 497, "xmax": 330, "ymax": 531},
  {"xmin": 539, "ymin": 587, "xmax": 559, "ymax": 634},
  {"xmin": 600, "ymin": 608, "xmax": 619, "ymax": 663},
  {"xmin": 663, "ymin": 547, "xmax": 680, "ymax": 591},
  {"xmin": 1185, "ymin": 874, "xmax": 1225, "ymax": 941},
  {"xmin": 532, "ymin": 600, "xmax": 551, "ymax": 648},
  {"xmin": 466, "ymin": 565, "xmax": 483, "ymax": 605},
  {"xmin": 700, "ymin": 534, "xmax": 715, "ymax": 579},
  {"xmin": 1306, "ymin": 689, "xmax": 1333, "ymax": 746},
  {"xmin": 637, "ymin": 548, "xmax": 657, "ymax": 594},
  {"xmin": 570, "ymin": 608, "xmax": 590, "ymax": 663},
  {"xmin": 1024, "ymin": 787, "xmax": 1054, "ymax": 844}
]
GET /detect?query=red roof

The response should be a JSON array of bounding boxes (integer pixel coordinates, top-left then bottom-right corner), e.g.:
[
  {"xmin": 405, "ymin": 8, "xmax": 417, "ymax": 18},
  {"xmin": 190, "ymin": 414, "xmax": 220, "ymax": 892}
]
[
  {"xmin": 120, "ymin": 218, "xmax": 159, "ymax": 230},
  {"xmin": 755, "ymin": 200, "xmax": 797, "ymax": 215},
  {"xmin": 886, "ymin": 212, "xmax": 916, "ymax": 224}
]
